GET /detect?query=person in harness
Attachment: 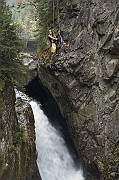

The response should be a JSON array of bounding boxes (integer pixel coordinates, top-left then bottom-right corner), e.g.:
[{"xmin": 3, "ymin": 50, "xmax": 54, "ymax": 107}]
[
  {"xmin": 48, "ymin": 30, "xmax": 57, "ymax": 46},
  {"xmin": 56, "ymin": 30, "xmax": 69, "ymax": 55},
  {"xmin": 48, "ymin": 29, "xmax": 57, "ymax": 53},
  {"xmin": 55, "ymin": 30, "xmax": 63, "ymax": 55},
  {"xmin": 48, "ymin": 30, "xmax": 55, "ymax": 45},
  {"xmin": 48, "ymin": 29, "xmax": 69, "ymax": 55},
  {"xmin": 47, "ymin": 29, "xmax": 57, "ymax": 67}
]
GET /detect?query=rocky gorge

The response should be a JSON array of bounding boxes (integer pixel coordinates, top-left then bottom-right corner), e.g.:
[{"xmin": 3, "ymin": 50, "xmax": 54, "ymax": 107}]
[
  {"xmin": 36, "ymin": 0, "xmax": 119, "ymax": 179},
  {"xmin": 1, "ymin": 0, "xmax": 119, "ymax": 179}
]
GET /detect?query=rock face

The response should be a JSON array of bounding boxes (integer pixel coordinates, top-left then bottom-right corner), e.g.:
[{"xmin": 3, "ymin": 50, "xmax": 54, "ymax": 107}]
[
  {"xmin": 38, "ymin": 0, "xmax": 119, "ymax": 179},
  {"xmin": 0, "ymin": 79, "xmax": 41, "ymax": 180},
  {"xmin": 22, "ymin": 53, "xmax": 38, "ymax": 84}
]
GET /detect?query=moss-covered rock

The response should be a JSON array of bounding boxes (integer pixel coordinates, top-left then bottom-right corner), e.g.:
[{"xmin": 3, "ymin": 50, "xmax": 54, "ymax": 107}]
[{"xmin": 0, "ymin": 78, "xmax": 41, "ymax": 180}]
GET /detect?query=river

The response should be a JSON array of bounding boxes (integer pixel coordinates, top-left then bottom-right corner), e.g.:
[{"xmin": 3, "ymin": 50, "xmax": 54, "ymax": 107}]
[{"xmin": 30, "ymin": 100, "xmax": 85, "ymax": 180}]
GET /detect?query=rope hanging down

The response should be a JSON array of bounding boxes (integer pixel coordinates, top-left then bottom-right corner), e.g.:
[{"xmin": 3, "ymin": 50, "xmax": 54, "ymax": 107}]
[
  {"xmin": 52, "ymin": 0, "xmax": 55, "ymax": 29},
  {"xmin": 57, "ymin": 0, "xmax": 60, "ymax": 29},
  {"xmin": 52, "ymin": 0, "xmax": 60, "ymax": 29}
]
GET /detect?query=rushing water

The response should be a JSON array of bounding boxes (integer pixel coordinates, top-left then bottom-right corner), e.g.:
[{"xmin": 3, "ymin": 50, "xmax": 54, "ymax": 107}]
[{"xmin": 30, "ymin": 100, "xmax": 85, "ymax": 180}]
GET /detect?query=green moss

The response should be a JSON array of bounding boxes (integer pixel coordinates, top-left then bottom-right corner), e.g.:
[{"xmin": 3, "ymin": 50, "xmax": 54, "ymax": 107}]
[
  {"xmin": 0, "ymin": 153, "xmax": 6, "ymax": 176},
  {"xmin": 13, "ymin": 127, "xmax": 30, "ymax": 145},
  {"xmin": 113, "ymin": 140, "xmax": 119, "ymax": 152},
  {"xmin": 101, "ymin": 150, "xmax": 119, "ymax": 180},
  {"xmin": 9, "ymin": 144, "xmax": 18, "ymax": 155},
  {"xmin": 101, "ymin": 156, "xmax": 111, "ymax": 180},
  {"xmin": 0, "ymin": 81, "xmax": 5, "ymax": 91},
  {"xmin": 0, "ymin": 98, "xmax": 4, "ymax": 109}
]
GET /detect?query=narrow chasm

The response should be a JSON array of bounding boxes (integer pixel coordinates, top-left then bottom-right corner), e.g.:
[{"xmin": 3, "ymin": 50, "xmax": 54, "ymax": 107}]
[{"xmin": 25, "ymin": 76, "xmax": 82, "ymax": 170}]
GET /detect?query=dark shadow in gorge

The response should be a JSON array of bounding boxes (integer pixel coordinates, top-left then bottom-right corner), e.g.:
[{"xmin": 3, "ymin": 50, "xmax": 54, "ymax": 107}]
[{"xmin": 25, "ymin": 76, "xmax": 82, "ymax": 170}]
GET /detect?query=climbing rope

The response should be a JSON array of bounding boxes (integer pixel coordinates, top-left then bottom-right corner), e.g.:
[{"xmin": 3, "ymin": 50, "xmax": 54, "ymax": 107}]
[
  {"xmin": 57, "ymin": 0, "xmax": 60, "ymax": 29},
  {"xmin": 52, "ymin": 0, "xmax": 55, "ymax": 29},
  {"xmin": 52, "ymin": 0, "xmax": 60, "ymax": 30}
]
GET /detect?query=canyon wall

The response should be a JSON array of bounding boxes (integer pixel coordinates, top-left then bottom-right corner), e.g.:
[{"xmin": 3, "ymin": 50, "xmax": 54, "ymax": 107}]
[
  {"xmin": 38, "ymin": 0, "xmax": 119, "ymax": 179},
  {"xmin": 0, "ymin": 78, "xmax": 41, "ymax": 180}
]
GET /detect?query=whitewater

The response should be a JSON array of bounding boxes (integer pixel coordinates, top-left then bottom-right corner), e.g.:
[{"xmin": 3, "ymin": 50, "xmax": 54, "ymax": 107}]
[{"xmin": 30, "ymin": 100, "xmax": 85, "ymax": 180}]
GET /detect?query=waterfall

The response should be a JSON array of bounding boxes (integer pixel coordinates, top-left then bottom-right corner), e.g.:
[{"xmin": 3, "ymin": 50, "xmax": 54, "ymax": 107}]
[{"xmin": 30, "ymin": 100, "xmax": 85, "ymax": 180}]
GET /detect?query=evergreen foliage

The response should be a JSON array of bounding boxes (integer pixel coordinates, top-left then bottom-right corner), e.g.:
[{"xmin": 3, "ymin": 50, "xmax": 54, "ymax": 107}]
[
  {"xmin": 35, "ymin": 0, "xmax": 51, "ymax": 52},
  {"xmin": 0, "ymin": 0, "xmax": 29, "ymax": 90},
  {"xmin": 0, "ymin": 0, "xmax": 22, "ymax": 65},
  {"xmin": 11, "ymin": 4, "xmax": 37, "ymax": 39},
  {"xmin": 5, "ymin": 0, "xmax": 37, "ymax": 39}
]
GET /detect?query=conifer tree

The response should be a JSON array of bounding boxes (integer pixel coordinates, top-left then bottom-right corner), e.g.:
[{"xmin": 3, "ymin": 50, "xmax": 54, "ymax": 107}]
[
  {"xmin": 0, "ymin": 0, "xmax": 21, "ymax": 66},
  {"xmin": 35, "ymin": 0, "xmax": 51, "ymax": 52}
]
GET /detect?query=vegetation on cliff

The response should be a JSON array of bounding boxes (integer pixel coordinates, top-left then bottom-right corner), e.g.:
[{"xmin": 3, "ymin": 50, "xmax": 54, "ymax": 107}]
[
  {"xmin": 0, "ymin": 0, "xmax": 30, "ymax": 90},
  {"xmin": 0, "ymin": 0, "xmax": 21, "ymax": 63}
]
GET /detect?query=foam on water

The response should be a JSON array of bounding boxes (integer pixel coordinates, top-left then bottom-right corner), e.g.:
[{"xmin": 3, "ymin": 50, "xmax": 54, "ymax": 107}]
[{"xmin": 30, "ymin": 101, "xmax": 85, "ymax": 180}]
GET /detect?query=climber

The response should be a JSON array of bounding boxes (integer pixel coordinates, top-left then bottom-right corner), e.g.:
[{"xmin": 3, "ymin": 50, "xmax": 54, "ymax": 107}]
[
  {"xmin": 48, "ymin": 29, "xmax": 57, "ymax": 53},
  {"xmin": 48, "ymin": 29, "xmax": 69, "ymax": 55},
  {"xmin": 47, "ymin": 29, "xmax": 57, "ymax": 67},
  {"xmin": 48, "ymin": 29, "xmax": 56, "ymax": 45},
  {"xmin": 55, "ymin": 30, "xmax": 64, "ymax": 55},
  {"xmin": 55, "ymin": 30, "xmax": 69, "ymax": 55}
]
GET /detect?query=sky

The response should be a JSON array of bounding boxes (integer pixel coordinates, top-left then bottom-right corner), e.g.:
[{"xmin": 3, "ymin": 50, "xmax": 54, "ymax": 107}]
[{"xmin": 6, "ymin": 0, "xmax": 15, "ymax": 5}]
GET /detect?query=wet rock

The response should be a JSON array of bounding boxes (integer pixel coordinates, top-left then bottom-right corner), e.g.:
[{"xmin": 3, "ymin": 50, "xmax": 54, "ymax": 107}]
[{"xmin": 0, "ymin": 80, "xmax": 41, "ymax": 180}]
